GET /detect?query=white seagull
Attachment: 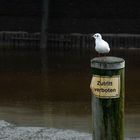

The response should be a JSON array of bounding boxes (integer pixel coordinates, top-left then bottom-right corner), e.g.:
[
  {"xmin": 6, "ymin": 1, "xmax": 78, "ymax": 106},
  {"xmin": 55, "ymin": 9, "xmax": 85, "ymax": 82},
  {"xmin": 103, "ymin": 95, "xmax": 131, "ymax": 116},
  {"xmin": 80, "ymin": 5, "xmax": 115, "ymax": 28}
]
[{"xmin": 92, "ymin": 33, "xmax": 110, "ymax": 56}]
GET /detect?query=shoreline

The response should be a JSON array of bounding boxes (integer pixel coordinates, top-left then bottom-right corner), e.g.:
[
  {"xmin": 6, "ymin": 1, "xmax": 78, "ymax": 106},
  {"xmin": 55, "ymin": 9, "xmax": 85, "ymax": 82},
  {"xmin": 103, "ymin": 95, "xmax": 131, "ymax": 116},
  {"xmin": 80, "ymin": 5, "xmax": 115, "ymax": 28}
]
[{"xmin": 0, "ymin": 120, "xmax": 140, "ymax": 140}]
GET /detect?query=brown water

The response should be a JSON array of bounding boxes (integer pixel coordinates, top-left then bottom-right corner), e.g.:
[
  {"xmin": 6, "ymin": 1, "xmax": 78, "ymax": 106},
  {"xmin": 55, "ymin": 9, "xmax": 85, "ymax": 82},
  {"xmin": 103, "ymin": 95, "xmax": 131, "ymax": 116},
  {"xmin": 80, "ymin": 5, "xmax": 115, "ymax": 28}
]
[{"xmin": 0, "ymin": 49, "xmax": 139, "ymax": 137}]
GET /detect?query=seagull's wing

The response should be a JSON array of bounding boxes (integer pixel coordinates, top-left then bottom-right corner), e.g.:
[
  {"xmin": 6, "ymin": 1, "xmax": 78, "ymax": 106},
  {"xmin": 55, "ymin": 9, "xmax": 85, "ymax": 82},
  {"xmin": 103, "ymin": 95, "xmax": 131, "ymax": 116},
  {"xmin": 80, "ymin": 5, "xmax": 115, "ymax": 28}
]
[
  {"xmin": 102, "ymin": 40, "xmax": 110, "ymax": 53},
  {"xmin": 101, "ymin": 39, "xmax": 109, "ymax": 47},
  {"xmin": 95, "ymin": 39, "xmax": 110, "ymax": 53}
]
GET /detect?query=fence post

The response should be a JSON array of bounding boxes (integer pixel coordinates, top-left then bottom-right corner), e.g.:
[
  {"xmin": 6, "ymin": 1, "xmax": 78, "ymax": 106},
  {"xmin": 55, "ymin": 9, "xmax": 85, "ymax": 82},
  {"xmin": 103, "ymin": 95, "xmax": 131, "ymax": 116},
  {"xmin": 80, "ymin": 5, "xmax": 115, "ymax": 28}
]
[{"xmin": 90, "ymin": 56, "xmax": 125, "ymax": 140}]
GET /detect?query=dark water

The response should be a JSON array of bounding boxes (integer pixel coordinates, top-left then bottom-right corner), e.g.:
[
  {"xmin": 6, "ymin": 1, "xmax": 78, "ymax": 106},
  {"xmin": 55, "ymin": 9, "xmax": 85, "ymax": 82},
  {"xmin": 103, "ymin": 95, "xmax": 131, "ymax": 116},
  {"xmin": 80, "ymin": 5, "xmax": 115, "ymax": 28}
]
[{"xmin": 0, "ymin": 49, "xmax": 139, "ymax": 137}]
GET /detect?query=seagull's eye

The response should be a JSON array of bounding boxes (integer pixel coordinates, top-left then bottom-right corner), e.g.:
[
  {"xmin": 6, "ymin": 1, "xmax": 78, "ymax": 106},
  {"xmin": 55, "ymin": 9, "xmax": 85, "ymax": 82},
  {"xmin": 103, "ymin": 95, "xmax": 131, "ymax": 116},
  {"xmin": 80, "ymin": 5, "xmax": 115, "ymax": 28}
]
[{"xmin": 96, "ymin": 35, "xmax": 98, "ymax": 37}]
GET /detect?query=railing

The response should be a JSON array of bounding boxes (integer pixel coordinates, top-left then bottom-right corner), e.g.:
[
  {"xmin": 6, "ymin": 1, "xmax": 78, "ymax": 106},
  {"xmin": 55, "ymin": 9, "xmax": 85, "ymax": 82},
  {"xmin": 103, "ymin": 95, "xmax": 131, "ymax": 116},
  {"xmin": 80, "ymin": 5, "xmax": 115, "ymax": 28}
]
[
  {"xmin": 0, "ymin": 32, "xmax": 140, "ymax": 50},
  {"xmin": 0, "ymin": 31, "xmax": 40, "ymax": 50},
  {"xmin": 103, "ymin": 34, "xmax": 140, "ymax": 49}
]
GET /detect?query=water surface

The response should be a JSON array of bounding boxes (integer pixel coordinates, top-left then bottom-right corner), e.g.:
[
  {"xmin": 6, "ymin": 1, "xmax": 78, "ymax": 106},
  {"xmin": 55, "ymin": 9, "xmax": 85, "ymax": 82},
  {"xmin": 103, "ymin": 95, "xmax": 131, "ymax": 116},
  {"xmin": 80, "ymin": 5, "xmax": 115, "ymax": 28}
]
[{"xmin": 0, "ymin": 49, "xmax": 139, "ymax": 137}]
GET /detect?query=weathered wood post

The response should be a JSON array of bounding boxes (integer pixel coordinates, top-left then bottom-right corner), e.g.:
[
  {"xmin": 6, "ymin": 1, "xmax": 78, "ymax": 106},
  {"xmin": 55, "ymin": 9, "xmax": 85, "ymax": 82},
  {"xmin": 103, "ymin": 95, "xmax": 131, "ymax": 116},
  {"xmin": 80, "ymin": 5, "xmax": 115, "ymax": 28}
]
[{"xmin": 90, "ymin": 56, "xmax": 125, "ymax": 140}]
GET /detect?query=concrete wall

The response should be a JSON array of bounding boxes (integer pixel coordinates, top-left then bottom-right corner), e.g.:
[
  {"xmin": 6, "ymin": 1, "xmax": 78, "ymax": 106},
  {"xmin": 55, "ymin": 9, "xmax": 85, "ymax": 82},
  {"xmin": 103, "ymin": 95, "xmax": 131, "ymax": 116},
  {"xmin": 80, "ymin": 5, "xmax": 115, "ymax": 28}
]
[
  {"xmin": 0, "ymin": 0, "xmax": 42, "ymax": 32},
  {"xmin": 49, "ymin": 0, "xmax": 140, "ymax": 33},
  {"xmin": 0, "ymin": 0, "xmax": 139, "ymax": 33}
]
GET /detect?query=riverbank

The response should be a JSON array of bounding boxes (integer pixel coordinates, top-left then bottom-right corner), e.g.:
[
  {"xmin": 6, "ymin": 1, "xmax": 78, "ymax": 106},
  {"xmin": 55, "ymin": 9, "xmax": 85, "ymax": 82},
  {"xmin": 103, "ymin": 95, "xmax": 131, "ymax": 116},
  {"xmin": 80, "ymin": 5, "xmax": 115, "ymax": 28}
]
[
  {"xmin": 0, "ymin": 120, "xmax": 91, "ymax": 140},
  {"xmin": 0, "ymin": 120, "xmax": 140, "ymax": 140}
]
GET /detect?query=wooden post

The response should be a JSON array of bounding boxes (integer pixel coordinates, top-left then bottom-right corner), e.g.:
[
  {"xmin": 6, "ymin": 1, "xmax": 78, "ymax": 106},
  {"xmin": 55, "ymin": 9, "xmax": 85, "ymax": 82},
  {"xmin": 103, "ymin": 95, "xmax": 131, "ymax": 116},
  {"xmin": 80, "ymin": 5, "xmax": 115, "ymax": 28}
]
[
  {"xmin": 40, "ymin": 0, "xmax": 50, "ymax": 74},
  {"xmin": 90, "ymin": 56, "xmax": 125, "ymax": 140},
  {"xmin": 40, "ymin": 0, "xmax": 50, "ymax": 49}
]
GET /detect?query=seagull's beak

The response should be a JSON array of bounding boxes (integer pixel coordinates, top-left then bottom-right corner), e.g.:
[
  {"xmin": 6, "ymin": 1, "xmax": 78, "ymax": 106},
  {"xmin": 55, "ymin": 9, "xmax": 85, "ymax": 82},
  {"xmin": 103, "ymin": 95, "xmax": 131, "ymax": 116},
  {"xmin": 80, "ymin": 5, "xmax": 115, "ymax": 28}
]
[{"xmin": 90, "ymin": 34, "xmax": 94, "ymax": 38}]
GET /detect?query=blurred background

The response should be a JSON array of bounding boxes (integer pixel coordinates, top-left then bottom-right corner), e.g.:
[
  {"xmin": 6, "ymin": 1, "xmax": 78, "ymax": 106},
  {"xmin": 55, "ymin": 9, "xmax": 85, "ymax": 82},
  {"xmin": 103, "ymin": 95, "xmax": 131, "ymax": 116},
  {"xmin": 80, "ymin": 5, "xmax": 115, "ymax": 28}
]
[{"xmin": 0, "ymin": 0, "xmax": 139, "ymax": 138}]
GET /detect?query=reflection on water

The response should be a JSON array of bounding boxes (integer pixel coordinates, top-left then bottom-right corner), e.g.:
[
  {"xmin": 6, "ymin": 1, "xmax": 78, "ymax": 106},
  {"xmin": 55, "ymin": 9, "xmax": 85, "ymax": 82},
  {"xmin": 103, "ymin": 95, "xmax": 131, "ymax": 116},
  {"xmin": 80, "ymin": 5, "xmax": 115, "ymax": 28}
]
[{"xmin": 0, "ymin": 49, "xmax": 139, "ymax": 137}]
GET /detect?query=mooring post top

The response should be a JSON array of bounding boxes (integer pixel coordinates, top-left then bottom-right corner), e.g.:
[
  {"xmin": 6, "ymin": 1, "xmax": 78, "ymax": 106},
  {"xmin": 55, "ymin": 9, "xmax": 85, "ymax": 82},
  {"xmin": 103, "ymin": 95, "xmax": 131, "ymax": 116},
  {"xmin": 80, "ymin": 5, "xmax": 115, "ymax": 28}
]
[{"xmin": 91, "ymin": 56, "xmax": 125, "ymax": 69}]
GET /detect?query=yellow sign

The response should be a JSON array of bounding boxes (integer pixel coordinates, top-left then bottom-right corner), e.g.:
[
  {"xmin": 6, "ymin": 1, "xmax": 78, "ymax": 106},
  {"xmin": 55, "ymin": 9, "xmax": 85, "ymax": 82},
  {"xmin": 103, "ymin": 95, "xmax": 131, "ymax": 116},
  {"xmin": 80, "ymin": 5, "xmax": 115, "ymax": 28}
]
[{"xmin": 90, "ymin": 75, "xmax": 120, "ymax": 98}]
